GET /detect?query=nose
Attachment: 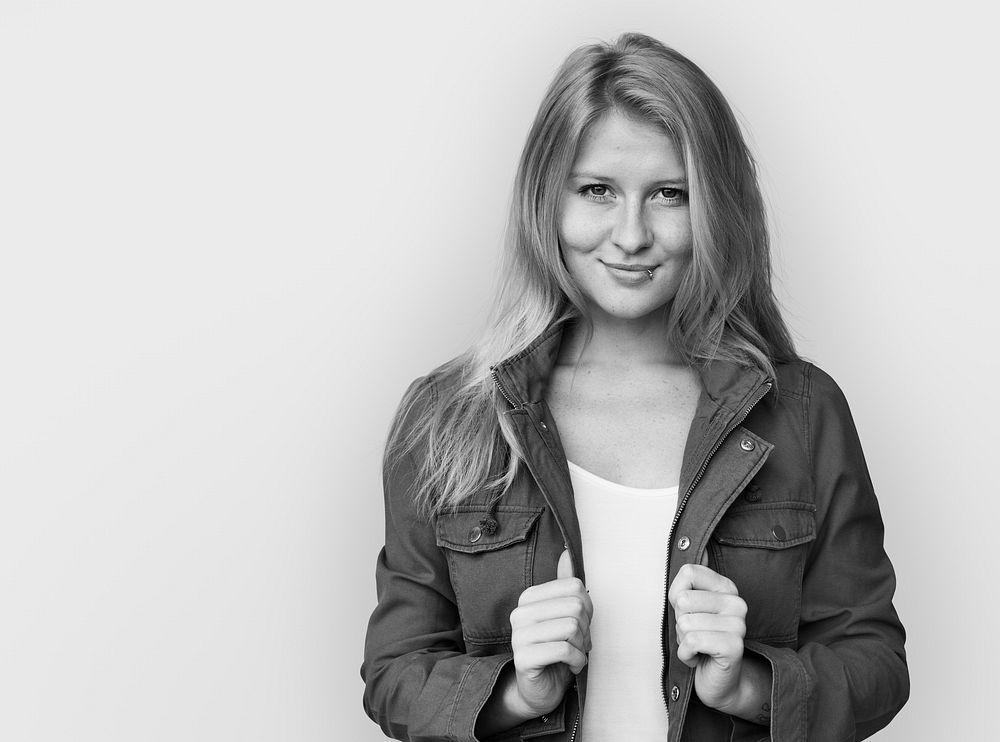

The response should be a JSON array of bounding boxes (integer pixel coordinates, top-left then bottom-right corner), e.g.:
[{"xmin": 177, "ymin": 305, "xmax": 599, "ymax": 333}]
[{"xmin": 611, "ymin": 200, "xmax": 653, "ymax": 254}]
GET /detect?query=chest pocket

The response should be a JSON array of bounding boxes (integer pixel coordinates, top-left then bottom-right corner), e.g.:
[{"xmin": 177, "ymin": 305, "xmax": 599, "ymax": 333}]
[
  {"xmin": 709, "ymin": 501, "xmax": 816, "ymax": 644},
  {"xmin": 436, "ymin": 505, "xmax": 544, "ymax": 646}
]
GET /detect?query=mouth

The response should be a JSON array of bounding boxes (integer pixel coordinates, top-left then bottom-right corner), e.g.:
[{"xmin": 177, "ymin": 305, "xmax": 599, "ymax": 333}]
[
  {"xmin": 601, "ymin": 261, "xmax": 658, "ymax": 272},
  {"xmin": 601, "ymin": 261, "xmax": 657, "ymax": 285}
]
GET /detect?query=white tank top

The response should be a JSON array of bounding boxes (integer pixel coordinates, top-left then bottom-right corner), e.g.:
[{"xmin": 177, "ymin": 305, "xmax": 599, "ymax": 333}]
[{"xmin": 567, "ymin": 461, "xmax": 678, "ymax": 742}]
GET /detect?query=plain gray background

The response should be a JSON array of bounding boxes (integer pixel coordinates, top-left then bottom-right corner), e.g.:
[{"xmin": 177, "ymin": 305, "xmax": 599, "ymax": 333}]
[{"xmin": 1, "ymin": 0, "xmax": 997, "ymax": 739}]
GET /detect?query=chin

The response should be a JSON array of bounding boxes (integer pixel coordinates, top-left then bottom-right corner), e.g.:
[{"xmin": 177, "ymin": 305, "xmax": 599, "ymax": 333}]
[{"xmin": 592, "ymin": 299, "xmax": 673, "ymax": 322}]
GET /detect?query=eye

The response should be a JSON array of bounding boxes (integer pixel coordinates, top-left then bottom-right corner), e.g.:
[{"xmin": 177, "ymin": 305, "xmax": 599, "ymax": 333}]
[
  {"xmin": 578, "ymin": 184, "xmax": 613, "ymax": 202},
  {"xmin": 656, "ymin": 187, "xmax": 686, "ymax": 204}
]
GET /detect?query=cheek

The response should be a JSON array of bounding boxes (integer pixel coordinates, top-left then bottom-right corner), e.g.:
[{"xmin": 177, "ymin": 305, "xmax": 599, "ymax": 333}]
[
  {"xmin": 557, "ymin": 203, "xmax": 605, "ymax": 255},
  {"xmin": 652, "ymin": 214, "xmax": 694, "ymax": 256}
]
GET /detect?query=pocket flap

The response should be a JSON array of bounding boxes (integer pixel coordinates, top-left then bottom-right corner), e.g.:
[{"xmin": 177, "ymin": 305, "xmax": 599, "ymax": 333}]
[
  {"xmin": 712, "ymin": 502, "xmax": 816, "ymax": 549},
  {"xmin": 436, "ymin": 505, "xmax": 544, "ymax": 553}
]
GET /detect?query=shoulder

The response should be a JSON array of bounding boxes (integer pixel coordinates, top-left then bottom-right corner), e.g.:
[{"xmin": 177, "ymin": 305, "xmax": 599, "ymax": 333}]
[
  {"xmin": 395, "ymin": 357, "xmax": 466, "ymax": 413},
  {"xmin": 389, "ymin": 356, "xmax": 472, "ymax": 441},
  {"xmin": 771, "ymin": 359, "xmax": 871, "ymax": 482},
  {"xmin": 772, "ymin": 358, "xmax": 852, "ymax": 412},
  {"xmin": 767, "ymin": 360, "xmax": 863, "ymax": 465}
]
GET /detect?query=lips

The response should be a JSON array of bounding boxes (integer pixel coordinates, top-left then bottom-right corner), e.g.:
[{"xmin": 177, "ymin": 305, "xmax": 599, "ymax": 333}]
[
  {"xmin": 603, "ymin": 261, "xmax": 656, "ymax": 286},
  {"xmin": 602, "ymin": 262, "xmax": 657, "ymax": 271}
]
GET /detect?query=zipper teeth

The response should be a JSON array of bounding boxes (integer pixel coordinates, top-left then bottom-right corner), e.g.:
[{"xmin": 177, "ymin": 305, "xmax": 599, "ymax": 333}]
[
  {"xmin": 492, "ymin": 368, "xmax": 584, "ymax": 740},
  {"xmin": 659, "ymin": 380, "xmax": 773, "ymax": 715},
  {"xmin": 569, "ymin": 714, "xmax": 580, "ymax": 742},
  {"xmin": 490, "ymin": 371, "xmax": 575, "ymax": 556},
  {"xmin": 490, "ymin": 366, "xmax": 518, "ymax": 409},
  {"xmin": 568, "ymin": 709, "xmax": 581, "ymax": 742}
]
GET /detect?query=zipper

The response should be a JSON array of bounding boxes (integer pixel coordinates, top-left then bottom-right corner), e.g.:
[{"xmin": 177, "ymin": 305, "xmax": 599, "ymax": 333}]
[
  {"xmin": 490, "ymin": 368, "xmax": 577, "ymax": 571},
  {"xmin": 659, "ymin": 380, "xmax": 773, "ymax": 716},
  {"xmin": 490, "ymin": 365, "xmax": 519, "ymax": 409},
  {"xmin": 492, "ymin": 365, "xmax": 576, "ymax": 545},
  {"xmin": 492, "ymin": 367, "xmax": 584, "ymax": 742},
  {"xmin": 568, "ymin": 705, "xmax": 581, "ymax": 742}
]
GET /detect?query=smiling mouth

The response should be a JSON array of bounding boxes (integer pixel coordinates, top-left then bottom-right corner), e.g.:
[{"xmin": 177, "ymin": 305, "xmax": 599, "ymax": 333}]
[
  {"xmin": 602, "ymin": 261, "xmax": 657, "ymax": 284},
  {"xmin": 602, "ymin": 262, "xmax": 658, "ymax": 271}
]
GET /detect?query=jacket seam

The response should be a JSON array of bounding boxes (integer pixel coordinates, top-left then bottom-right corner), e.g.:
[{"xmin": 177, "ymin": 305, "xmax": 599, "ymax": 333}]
[
  {"xmin": 495, "ymin": 323, "xmax": 564, "ymax": 369},
  {"xmin": 747, "ymin": 630, "xmax": 797, "ymax": 645},
  {"xmin": 803, "ymin": 362, "xmax": 815, "ymax": 474},
  {"xmin": 448, "ymin": 656, "xmax": 481, "ymax": 738},
  {"xmin": 797, "ymin": 649, "xmax": 812, "ymax": 741},
  {"xmin": 721, "ymin": 501, "xmax": 817, "ymax": 513}
]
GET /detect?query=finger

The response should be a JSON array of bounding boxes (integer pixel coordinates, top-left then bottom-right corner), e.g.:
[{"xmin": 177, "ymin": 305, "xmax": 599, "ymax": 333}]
[
  {"xmin": 516, "ymin": 641, "xmax": 589, "ymax": 676},
  {"xmin": 669, "ymin": 564, "xmax": 739, "ymax": 595},
  {"xmin": 668, "ymin": 564, "xmax": 738, "ymax": 605},
  {"xmin": 676, "ymin": 630, "xmax": 744, "ymax": 668},
  {"xmin": 557, "ymin": 548, "xmax": 574, "ymax": 580},
  {"xmin": 671, "ymin": 590, "xmax": 747, "ymax": 618},
  {"xmin": 518, "ymin": 578, "xmax": 592, "ymax": 612},
  {"xmin": 512, "ymin": 616, "xmax": 592, "ymax": 654},
  {"xmin": 510, "ymin": 597, "xmax": 593, "ymax": 634},
  {"xmin": 675, "ymin": 612, "xmax": 746, "ymax": 640}
]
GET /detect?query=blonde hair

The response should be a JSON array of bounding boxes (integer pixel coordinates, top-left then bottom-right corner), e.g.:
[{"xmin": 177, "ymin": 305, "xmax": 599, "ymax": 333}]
[{"xmin": 386, "ymin": 32, "xmax": 796, "ymax": 515}]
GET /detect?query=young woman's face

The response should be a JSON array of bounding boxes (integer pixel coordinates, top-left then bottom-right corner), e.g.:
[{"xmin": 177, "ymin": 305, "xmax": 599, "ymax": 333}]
[{"xmin": 558, "ymin": 110, "xmax": 693, "ymax": 323}]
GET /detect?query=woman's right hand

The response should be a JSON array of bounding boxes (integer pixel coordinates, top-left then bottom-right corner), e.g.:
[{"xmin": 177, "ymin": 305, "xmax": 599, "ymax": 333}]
[{"xmin": 507, "ymin": 549, "xmax": 593, "ymax": 717}]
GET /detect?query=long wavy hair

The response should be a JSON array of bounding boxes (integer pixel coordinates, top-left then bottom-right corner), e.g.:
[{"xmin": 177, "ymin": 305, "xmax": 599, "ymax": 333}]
[{"xmin": 386, "ymin": 32, "xmax": 796, "ymax": 516}]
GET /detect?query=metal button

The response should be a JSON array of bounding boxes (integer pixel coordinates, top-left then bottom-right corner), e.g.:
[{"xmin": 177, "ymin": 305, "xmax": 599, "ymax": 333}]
[
  {"xmin": 539, "ymin": 421, "xmax": 548, "ymax": 431},
  {"xmin": 670, "ymin": 685, "xmax": 680, "ymax": 702},
  {"xmin": 677, "ymin": 536, "xmax": 691, "ymax": 551},
  {"xmin": 469, "ymin": 526, "xmax": 483, "ymax": 543},
  {"xmin": 745, "ymin": 485, "xmax": 761, "ymax": 502},
  {"xmin": 541, "ymin": 715, "xmax": 549, "ymax": 724},
  {"xmin": 772, "ymin": 525, "xmax": 787, "ymax": 541},
  {"xmin": 740, "ymin": 438, "xmax": 755, "ymax": 451}
]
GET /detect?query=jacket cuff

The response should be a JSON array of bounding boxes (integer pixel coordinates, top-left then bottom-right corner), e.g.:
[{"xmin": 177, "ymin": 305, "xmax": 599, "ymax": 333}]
[
  {"xmin": 432, "ymin": 652, "xmax": 511, "ymax": 742},
  {"xmin": 475, "ymin": 659, "xmax": 569, "ymax": 742},
  {"xmin": 744, "ymin": 641, "xmax": 812, "ymax": 742},
  {"xmin": 518, "ymin": 693, "xmax": 567, "ymax": 739},
  {"xmin": 402, "ymin": 651, "xmax": 515, "ymax": 742}
]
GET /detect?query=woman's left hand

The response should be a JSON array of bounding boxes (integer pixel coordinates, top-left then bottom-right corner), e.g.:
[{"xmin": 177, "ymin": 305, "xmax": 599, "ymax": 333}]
[{"xmin": 667, "ymin": 563, "xmax": 749, "ymax": 712}]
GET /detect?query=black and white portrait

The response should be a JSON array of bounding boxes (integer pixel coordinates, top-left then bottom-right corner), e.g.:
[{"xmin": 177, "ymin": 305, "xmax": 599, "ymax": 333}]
[{"xmin": 1, "ymin": 2, "xmax": 996, "ymax": 740}]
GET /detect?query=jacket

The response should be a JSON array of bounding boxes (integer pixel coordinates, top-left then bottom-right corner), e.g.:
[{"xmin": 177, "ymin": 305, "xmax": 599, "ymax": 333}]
[{"xmin": 361, "ymin": 323, "xmax": 909, "ymax": 742}]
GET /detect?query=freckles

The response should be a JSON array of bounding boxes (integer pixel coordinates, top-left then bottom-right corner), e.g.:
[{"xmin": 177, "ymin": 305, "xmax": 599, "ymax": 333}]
[
  {"xmin": 652, "ymin": 216, "xmax": 694, "ymax": 256},
  {"xmin": 559, "ymin": 209, "xmax": 604, "ymax": 254}
]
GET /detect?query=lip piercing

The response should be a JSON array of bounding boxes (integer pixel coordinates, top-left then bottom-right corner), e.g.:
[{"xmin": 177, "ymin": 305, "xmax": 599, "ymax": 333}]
[{"xmin": 646, "ymin": 269, "xmax": 654, "ymax": 280}]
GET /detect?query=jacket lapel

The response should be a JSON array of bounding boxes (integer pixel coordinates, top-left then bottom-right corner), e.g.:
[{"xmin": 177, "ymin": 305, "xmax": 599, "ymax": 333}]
[{"xmin": 492, "ymin": 325, "xmax": 775, "ymax": 570}]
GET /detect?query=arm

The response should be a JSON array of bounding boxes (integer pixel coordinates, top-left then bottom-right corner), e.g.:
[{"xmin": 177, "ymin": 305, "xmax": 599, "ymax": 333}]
[
  {"xmin": 361, "ymin": 380, "xmax": 589, "ymax": 742},
  {"xmin": 475, "ymin": 665, "xmax": 535, "ymax": 739},
  {"xmin": 361, "ymin": 378, "xmax": 511, "ymax": 742},
  {"xmin": 668, "ymin": 564, "xmax": 774, "ymax": 725},
  {"xmin": 716, "ymin": 653, "xmax": 773, "ymax": 725},
  {"xmin": 476, "ymin": 549, "xmax": 592, "ymax": 738},
  {"xmin": 750, "ymin": 365, "xmax": 909, "ymax": 741}
]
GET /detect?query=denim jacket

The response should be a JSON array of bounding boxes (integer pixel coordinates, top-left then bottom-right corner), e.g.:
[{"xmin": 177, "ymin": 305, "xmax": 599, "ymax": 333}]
[{"xmin": 361, "ymin": 324, "xmax": 909, "ymax": 742}]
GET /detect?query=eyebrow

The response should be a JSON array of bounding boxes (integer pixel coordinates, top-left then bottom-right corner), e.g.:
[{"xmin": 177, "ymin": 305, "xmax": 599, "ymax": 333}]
[{"xmin": 568, "ymin": 172, "xmax": 688, "ymax": 186}]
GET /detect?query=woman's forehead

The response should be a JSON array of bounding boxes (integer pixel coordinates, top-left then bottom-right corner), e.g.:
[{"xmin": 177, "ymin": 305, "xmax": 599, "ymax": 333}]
[{"xmin": 572, "ymin": 110, "xmax": 686, "ymax": 180}]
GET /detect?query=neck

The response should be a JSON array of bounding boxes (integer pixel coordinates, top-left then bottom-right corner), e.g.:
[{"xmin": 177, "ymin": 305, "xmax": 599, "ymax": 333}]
[{"xmin": 558, "ymin": 308, "xmax": 685, "ymax": 368}]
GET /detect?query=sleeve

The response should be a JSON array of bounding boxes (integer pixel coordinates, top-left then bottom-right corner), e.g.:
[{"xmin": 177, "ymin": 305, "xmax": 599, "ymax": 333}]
[
  {"xmin": 360, "ymin": 377, "xmax": 514, "ymax": 742},
  {"xmin": 745, "ymin": 364, "xmax": 909, "ymax": 742}
]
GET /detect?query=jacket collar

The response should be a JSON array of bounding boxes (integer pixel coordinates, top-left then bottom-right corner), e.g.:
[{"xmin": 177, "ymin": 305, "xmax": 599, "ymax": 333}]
[
  {"xmin": 490, "ymin": 320, "xmax": 773, "ymax": 493},
  {"xmin": 491, "ymin": 320, "xmax": 770, "ymax": 414}
]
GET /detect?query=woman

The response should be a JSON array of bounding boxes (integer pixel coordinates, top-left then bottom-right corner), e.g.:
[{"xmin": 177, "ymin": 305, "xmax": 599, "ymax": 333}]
[{"xmin": 361, "ymin": 33, "xmax": 908, "ymax": 742}]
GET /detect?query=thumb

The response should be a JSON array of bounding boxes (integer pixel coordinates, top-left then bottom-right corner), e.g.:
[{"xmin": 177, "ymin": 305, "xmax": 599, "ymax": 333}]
[{"xmin": 557, "ymin": 548, "xmax": 574, "ymax": 580}]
